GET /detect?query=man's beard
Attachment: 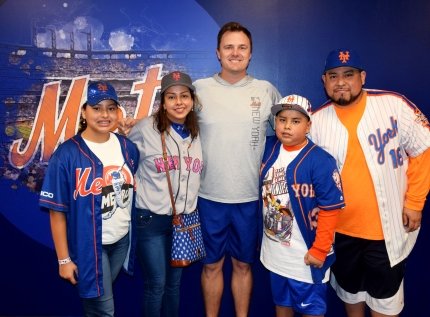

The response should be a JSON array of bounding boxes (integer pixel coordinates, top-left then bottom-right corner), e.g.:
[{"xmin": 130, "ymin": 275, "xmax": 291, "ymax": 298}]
[{"xmin": 331, "ymin": 90, "xmax": 362, "ymax": 106}]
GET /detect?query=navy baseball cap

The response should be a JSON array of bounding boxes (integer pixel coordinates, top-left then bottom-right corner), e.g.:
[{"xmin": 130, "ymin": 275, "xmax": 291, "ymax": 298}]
[
  {"xmin": 323, "ymin": 48, "xmax": 364, "ymax": 73},
  {"xmin": 161, "ymin": 71, "xmax": 195, "ymax": 94},
  {"xmin": 87, "ymin": 81, "xmax": 119, "ymax": 106}
]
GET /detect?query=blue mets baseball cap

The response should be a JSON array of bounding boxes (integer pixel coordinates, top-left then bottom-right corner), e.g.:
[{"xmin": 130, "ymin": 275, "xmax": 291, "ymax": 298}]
[
  {"xmin": 87, "ymin": 81, "xmax": 119, "ymax": 106},
  {"xmin": 323, "ymin": 48, "xmax": 364, "ymax": 73}
]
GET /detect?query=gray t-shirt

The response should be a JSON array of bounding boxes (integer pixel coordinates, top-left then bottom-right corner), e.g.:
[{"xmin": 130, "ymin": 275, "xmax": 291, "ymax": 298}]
[{"xmin": 194, "ymin": 74, "xmax": 281, "ymax": 203}]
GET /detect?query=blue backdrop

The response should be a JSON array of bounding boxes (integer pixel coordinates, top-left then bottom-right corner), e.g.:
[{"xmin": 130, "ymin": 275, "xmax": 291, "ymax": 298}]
[{"xmin": 0, "ymin": 0, "xmax": 429, "ymax": 316}]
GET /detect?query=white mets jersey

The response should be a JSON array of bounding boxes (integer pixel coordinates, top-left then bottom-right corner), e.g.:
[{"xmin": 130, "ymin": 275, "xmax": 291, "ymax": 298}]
[{"xmin": 310, "ymin": 89, "xmax": 430, "ymax": 266}]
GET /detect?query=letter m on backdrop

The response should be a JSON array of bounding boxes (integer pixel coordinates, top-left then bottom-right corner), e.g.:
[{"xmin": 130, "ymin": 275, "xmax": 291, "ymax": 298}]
[{"xmin": 9, "ymin": 76, "xmax": 87, "ymax": 169}]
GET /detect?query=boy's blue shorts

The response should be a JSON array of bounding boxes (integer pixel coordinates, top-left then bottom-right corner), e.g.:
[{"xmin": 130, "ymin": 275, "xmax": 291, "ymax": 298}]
[
  {"xmin": 270, "ymin": 272, "xmax": 327, "ymax": 315},
  {"xmin": 197, "ymin": 197, "xmax": 259, "ymax": 264}
]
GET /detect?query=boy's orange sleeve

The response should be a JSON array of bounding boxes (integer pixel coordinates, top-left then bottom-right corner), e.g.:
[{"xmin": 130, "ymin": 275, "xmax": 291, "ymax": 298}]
[
  {"xmin": 405, "ymin": 149, "xmax": 430, "ymax": 211},
  {"xmin": 308, "ymin": 209, "xmax": 340, "ymax": 262}
]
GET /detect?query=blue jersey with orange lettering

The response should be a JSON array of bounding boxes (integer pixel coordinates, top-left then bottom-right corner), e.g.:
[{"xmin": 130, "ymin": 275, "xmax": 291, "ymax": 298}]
[
  {"xmin": 259, "ymin": 136, "xmax": 345, "ymax": 283},
  {"xmin": 39, "ymin": 133, "xmax": 139, "ymax": 298}
]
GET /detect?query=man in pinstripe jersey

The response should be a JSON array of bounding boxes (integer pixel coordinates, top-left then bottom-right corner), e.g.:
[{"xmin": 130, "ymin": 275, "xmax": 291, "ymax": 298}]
[{"xmin": 310, "ymin": 48, "xmax": 430, "ymax": 317}]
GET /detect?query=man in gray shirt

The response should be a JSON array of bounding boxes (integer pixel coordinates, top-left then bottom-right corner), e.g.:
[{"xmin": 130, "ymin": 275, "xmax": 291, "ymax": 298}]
[{"xmin": 194, "ymin": 21, "xmax": 281, "ymax": 317}]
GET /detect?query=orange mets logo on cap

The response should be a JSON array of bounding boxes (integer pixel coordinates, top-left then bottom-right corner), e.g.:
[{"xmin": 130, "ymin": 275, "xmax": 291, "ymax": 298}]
[
  {"xmin": 324, "ymin": 48, "xmax": 363, "ymax": 73},
  {"xmin": 338, "ymin": 51, "xmax": 350, "ymax": 63},
  {"xmin": 172, "ymin": 72, "xmax": 181, "ymax": 81},
  {"xmin": 97, "ymin": 82, "xmax": 109, "ymax": 92},
  {"xmin": 286, "ymin": 95, "xmax": 295, "ymax": 103}
]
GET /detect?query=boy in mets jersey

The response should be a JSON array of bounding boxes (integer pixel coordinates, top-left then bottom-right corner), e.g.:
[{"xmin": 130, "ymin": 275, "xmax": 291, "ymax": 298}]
[{"xmin": 260, "ymin": 94, "xmax": 345, "ymax": 317}]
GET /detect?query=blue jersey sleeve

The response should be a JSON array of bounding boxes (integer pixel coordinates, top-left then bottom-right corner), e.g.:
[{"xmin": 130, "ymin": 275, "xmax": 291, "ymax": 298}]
[
  {"xmin": 39, "ymin": 145, "xmax": 72, "ymax": 212},
  {"xmin": 312, "ymin": 150, "xmax": 345, "ymax": 211}
]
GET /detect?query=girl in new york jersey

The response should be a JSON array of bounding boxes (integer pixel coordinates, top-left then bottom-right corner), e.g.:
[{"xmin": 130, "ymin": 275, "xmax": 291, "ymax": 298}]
[
  {"xmin": 128, "ymin": 71, "xmax": 203, "ymax": 317},
  {"xmin": 39, "ymin": 81, "xmax": 139, "ymax": 317}
]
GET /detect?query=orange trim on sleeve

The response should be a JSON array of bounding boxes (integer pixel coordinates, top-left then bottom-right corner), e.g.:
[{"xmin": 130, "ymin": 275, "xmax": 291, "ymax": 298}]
[{"xmin": 308, "ymin": 209, "xmax": 340, "ymax": 261}]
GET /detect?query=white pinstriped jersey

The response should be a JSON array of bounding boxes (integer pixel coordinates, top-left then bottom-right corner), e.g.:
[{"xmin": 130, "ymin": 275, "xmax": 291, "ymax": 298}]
[{"xmin": 310, "ymin": 89, "xmax": 430, "ymax": 266}]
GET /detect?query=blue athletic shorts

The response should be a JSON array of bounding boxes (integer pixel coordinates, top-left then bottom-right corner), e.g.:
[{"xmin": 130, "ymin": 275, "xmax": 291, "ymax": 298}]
[
  {"xmin": 197, "ymin": 197, "xmax": 259, "ymax": 264},
  {"xmin": 270, "ymin": 272, "xmax": 327, "ymax": 315}
]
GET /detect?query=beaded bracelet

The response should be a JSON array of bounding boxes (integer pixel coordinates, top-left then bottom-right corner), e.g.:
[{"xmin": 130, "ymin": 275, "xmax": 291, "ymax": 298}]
[{"xmin": 58, "ymin": 257, "xmax": 71, "ymax": 265}]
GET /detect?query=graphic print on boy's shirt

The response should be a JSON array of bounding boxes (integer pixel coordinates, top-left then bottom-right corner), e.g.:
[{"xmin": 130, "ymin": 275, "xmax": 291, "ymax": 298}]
[{"xmin": 262, "ymin": 165, "xmax": 294, "ymax": 246}]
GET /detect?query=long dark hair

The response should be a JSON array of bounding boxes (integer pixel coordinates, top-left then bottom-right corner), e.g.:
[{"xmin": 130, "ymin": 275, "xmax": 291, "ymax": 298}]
[
  {"xmin": 77, "ymin": 103, "xmax": 88, "ymax": 134},
  {"xmin": 154, "ymin": 88, "xmax": 199, "ymax": 140}
]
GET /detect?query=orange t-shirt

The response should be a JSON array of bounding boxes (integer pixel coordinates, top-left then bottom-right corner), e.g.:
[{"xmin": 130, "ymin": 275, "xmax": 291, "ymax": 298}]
[
  {"xmin": 334, "ymin": 92, "xmax": 384, "ymax": 240},
  {"xmin": 405, "ymin": 149, "xmax": 430, "ymax": 211}
]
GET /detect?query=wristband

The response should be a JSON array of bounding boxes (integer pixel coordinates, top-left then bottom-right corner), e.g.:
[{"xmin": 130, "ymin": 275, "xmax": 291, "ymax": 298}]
[{"xmin": 58, "ymin": 257, "xmax": 71, "ymax": 265}]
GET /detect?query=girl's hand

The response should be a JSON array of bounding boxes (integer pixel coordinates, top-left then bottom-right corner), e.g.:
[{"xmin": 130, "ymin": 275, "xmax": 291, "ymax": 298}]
[{"xmin": 59, "ymin": 261, "xmax": 78, "ymax": 285}]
